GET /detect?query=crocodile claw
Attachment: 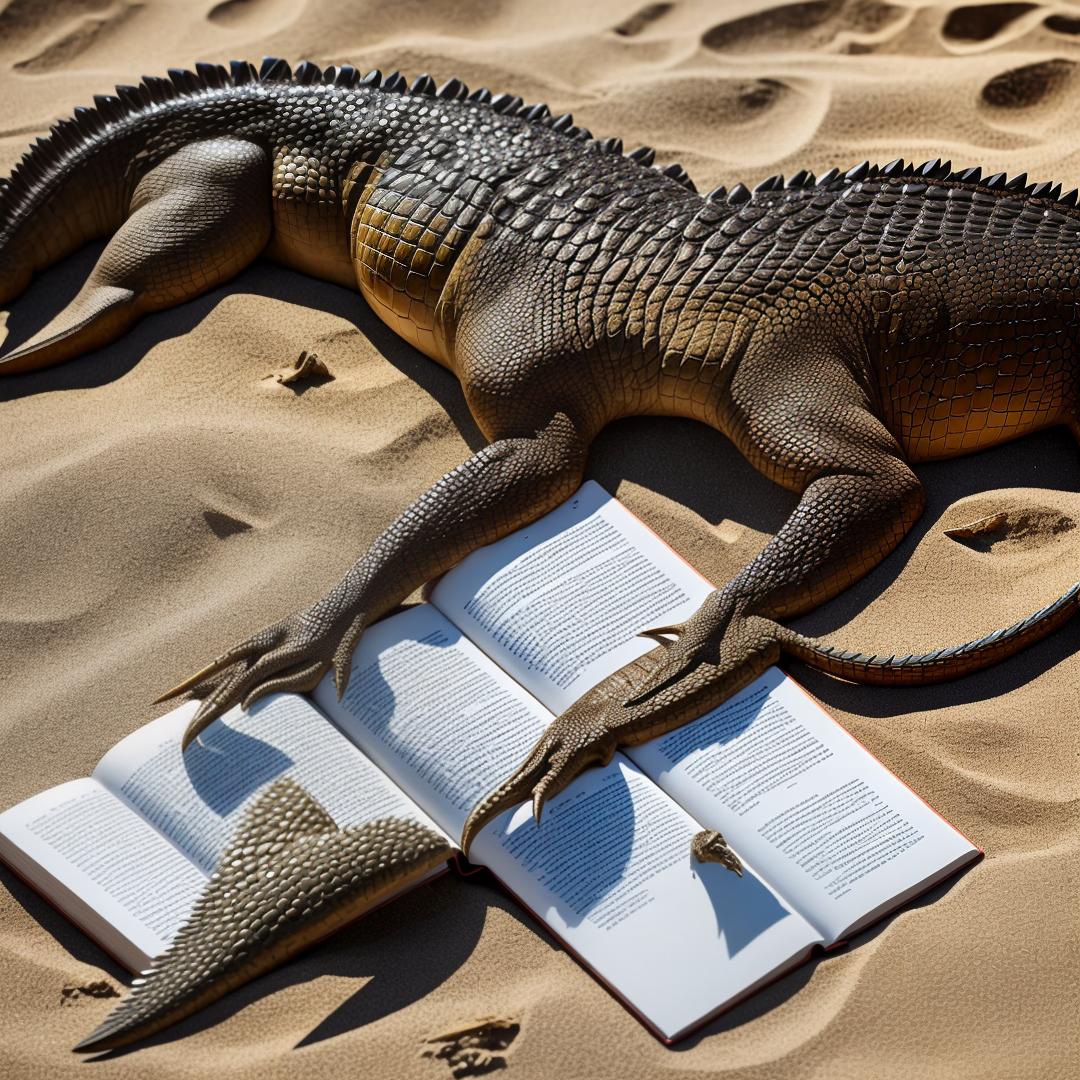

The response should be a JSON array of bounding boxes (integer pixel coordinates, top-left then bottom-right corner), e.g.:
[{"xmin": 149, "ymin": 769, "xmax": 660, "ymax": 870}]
[
  {"xmin": 156, "ymin": 604, "xmax": 368, "ymax": 749},
  {"xmin": 461, "ymin": 704, "xmax": 618, "ymax": 857}
]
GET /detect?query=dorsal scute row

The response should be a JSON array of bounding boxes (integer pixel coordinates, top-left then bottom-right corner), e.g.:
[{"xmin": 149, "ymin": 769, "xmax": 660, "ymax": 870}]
[
  {"xmin": 5, "ymin": 58, "xmax": 1080, "ymax": 228},
  {"xmin": 718, "ymin": 156, "xmax": 1078, "ymax": 210}
]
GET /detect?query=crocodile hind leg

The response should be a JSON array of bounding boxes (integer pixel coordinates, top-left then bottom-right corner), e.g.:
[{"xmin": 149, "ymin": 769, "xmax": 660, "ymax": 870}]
[
  {"xmin": 159, "ymin": 410, "xmax": 589, "ymax": 746},
  {"xmin": 462, "ymin": 341, "xmax": 926, "ymax": 851},
  {"xmin": 0, "ymin": 138, "xmax": 270, "ymax": 374}
]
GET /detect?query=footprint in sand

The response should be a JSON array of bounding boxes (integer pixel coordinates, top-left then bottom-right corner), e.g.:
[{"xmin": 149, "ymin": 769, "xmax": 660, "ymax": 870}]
[
  {"xmin": 1046, "ymin": 12, "xmax": 1080, "ymax": 35},
  {"xmin": 944, "ymin": 504, "xmax": 1076, "ymax": 554},
  {"xmin": 9, "ymin": 0, "xmax": 139, "ymax": 72},
  {"xmin": 421, "ymin": 1017, "xmax": 520, "ymax": 1078},
  {"xmin": 702, "ymin": 0, "xmax": 903, "ymax": 54},
  {"xmin": 208, "ymin": 0, "xmax": 295, "ymax": 30},
  {"xmin": 981, "ymin": 58, "xmax": 1076, "ymax": 109},
  {"xmin": 613, "ymin": 3, "xmax": 674, "ymax": 38},
  {"xmin": 941, "ymin": 3, "xmax": 1036, "ymax": 43},
  {"xmin": 61, "ymin": 981, "xmax": 120, "ymax": 1007}
]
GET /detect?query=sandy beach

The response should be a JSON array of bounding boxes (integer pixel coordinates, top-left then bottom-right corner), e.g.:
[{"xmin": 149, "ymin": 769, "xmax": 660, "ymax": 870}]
[{"xmin": 2, "ymin": 0, "xmax": 1079, "ymax": 1076}]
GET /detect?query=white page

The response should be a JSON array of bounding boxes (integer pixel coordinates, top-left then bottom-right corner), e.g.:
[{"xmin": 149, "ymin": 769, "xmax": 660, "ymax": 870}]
[
  {"xmin": 95, "ymin": 694, "xmax": 446, "ymax": 876},
  {"xmin": 627, "ymin": 668, "xmax": 979, "ymax": 944},
  {"xmin": 469, "ymin": 757, "xmax": 821, "ymax": 1041},
  {"xmin": 313, "ymin": 603, "xmax": 553, "ymax": 842},
  {"xmin": 431, "ymin": 480, "xmax": 713, "ymax": 715},
  {"xmin": 314, "ymin": 604, "xmax": 822, "ymax": 1040},
  {"xmin": 0, "ymin": 779, "xmax": 206, "ymax": 969}
]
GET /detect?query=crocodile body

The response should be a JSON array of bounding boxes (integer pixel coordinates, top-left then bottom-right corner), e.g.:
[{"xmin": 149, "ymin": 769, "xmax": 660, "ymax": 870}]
[{"xmin": 3, "ymin": 59, "xmax": 1078, "ymax": 854}]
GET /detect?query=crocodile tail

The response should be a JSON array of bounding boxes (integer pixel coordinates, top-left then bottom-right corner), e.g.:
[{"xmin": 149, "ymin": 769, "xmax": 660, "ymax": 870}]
[
  {"xmin": 777, "ymin": 581, "xmax": 1080, "ymax": 685},
  {"xmin": 0, "ymin": 95, "xmax": 143, "ymax": 304}
]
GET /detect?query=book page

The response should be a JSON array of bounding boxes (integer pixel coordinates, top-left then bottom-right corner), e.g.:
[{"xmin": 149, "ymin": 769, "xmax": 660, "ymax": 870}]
[
  {"xmin": 430, "ymin": 480, "xmax": 713, "ymax": 714},
  {"xmin": 0, "ymin": 779, "xmax": 206, "ymax": 970},
  {"xmin": 313, "ymin": 604, "xmax": 823, "ymax": 1041},
  {"xmin": 312, "ymin": 603, "xmax": 554, "ymax": 842},
  {"xmin": 626, "ymin": 668, "xmax": 979, "ymax": 944},
  {"xmin": 470, "ymin": 757, "xmax": 822, "ymax": 1041},
  {"xmin": 94, "ymin": 694, "xmax": 446, "ymax": 876}
]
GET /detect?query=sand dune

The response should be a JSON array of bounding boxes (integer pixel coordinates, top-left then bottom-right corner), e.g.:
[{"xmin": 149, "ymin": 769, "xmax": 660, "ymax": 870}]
[{"xmin": 2, "ymin": 1, "xmax": 1079, "ymax": 1076}]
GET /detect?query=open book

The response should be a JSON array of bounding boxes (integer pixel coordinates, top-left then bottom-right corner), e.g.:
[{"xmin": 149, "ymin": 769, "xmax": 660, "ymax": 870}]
[{"xmin": 0, "ymin": 482, "xmax": 980, "ymax": 1043}]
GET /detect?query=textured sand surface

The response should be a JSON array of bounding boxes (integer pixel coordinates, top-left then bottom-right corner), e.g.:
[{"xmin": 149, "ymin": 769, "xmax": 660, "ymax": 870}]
[{"xmin": 2, "ymin": 1, "xmax": 1079, "ymax": 1077}]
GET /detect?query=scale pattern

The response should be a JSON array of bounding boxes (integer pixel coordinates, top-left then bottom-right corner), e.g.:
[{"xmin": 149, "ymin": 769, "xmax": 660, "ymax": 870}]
[
  {"xmin": 3, "ymin": 58, "xmax": 1079, "ymax": 868},
  {"xmin": 74, "ymin": 779, "xmax": 450, "ymax": 1053}
]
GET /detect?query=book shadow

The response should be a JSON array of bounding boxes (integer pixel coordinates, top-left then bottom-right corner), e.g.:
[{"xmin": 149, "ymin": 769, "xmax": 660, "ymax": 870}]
[
  {"xmin": 0, "ymin": 863, "xmax": 129, "ymax": 981},
  {"xmin": 673, "ymin": 855, "xmax": 979, "ymax": 1049}
]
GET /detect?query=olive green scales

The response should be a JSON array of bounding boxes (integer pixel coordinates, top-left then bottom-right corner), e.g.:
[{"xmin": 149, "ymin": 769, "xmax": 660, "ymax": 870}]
[{"xmin": 2, "ymin": 61, "xmax": 1078, "ymax": 1039}]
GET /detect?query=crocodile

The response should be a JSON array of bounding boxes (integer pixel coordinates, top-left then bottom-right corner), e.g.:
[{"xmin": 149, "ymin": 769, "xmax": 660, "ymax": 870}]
[
  {"xmin": 74, "ymin": 779, "xmax": 450, "ymax": 1053},
  {"xmin": 2, "ymin": 59, "xmax": 1078, "ymax": 856}
]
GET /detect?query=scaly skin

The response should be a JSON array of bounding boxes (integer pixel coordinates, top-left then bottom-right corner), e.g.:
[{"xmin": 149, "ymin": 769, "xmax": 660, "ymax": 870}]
[
  {"xmin": 73, "ymin": 779, "xmax": 450, "ymax": 1053},
  {"xmin": 2, "ymin": 60, "xmax": 1079, "ymax": 855},
  {"xmin": 691, "ymin": 830, "xmax": 743, "ymax": 877}
]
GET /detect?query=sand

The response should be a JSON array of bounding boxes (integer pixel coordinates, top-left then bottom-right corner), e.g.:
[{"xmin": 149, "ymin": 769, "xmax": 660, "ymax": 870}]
[{"xmin": 1, "ymin": 1, "xmax": 1078, "ymax": 1076}]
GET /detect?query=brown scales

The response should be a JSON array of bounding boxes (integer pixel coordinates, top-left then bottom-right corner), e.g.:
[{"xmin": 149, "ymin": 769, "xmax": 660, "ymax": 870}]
[{"xmin": 3, "ymin": 57, "xmax": 1078, "ymax": 931}]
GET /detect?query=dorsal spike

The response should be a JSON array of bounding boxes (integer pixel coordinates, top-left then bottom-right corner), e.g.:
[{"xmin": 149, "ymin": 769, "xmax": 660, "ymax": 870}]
[
  {"xmin": 935, "ymin": 159, "xmax": 952, "ymax": 177},
  {"xmin": 382, "ymin": 71, "xmax": 406, "ymax": 93},
  {"xmin": 1049, "ymin": 182, "xmax": 1063, "ymax": 200},
  {"xmin": 599, "ymin": 136, "xmax": 623, "ymax": 154},
  {"xmin": 916, "ymin": 158, "xmax": 940, "ymax": 176},
  {"xmin": 361, "ymin": 68, "xmax": 382, "ymax": 86},
  {"xmin": 410, "ymin": 73, "xmax": 436, "ymax": 96},
  {"xmin": 1029, "ymin": 181, "xmax": 1053, "ymax": 198},
  {"xmin": 728, "ymin": 182, "xmax": 751, "ymax": 204},
  {"xmin": 706, "ymin": 184, "xmax": 727, "ymax": 201},
  {"xmin": 72, "ymin": 105, "xmax": 100, "ymax": 130},
  {"xmin": 92, "ymin": 94, "xmax": 120, "ymax": 120},
  {"xmin": 1061, "ymin": 189, "xmax": 1078, "ymax": 206},
  {"xmin": 985, "ymin": 171, "xmax": 1007, "ymax": 189},
  {"xmin": 755, "ymin": 173, "xmax": 783, "ymax": 193},
  {"xmin": 845, "ymin": 160, "xmax": 870, "ymax": 182},
  {"xmin": 573, "ymin": 126, "xmax": 593, "ymax": 141},
  {"xmin": 437, "ymin": 77, "xmax": 466, "ymax": 99},
  {"xmin": 523, "ymin": 102, "xmax": 551, "ymax": 121},
  {"xmin": 294, "ymin": 60, "xmax": 321, "ymax": 85},
  {"xmin": 321, "ymin": 65, "xmax": 337, "ymax": 85},
  {"xmin": 469, "ymin": 87, "xmax": 492, "ymax": 103},
  {"xmin": 142, "ymin": 74, "xmax": 175, "ymax": 101},
  {"xmin": 114, "ymin": 83, "xmax": 142, "ymax": 108},
  {"xmin": 787, "ymin": 169, "xmax": 809, "ymax": 187},
  {"xmin": 955, "ymin": 166, "xmax": 981, "ymax": 183},
  {"xmin": 491, "ymin": 93, "xmax": 523, "ymax": 114},
  {"xmin": 628, "ymin": 146, "xmax": 655, "ymax": 165},
  {"xmin": 881, "ymin": 158, "xmax": 904, "ymax": 176},
  {"xmin": 230, "ymin": 59, "xmax": 254, "ymax": 85},
  {"xmin": 551, "ymin": 112, "xmax": 574, "ymax": 132},
  {"xmin": 1006, "ymin": 172, "xmax": 1028, "ymax": 190},
  {"xmin": 195, "ymin": 61, "xmax": 222, "ymax": 87},
  {"xmin": 817, "ymin": 167, "xmax": 840, "ymax": 186},
  {"xmin": 335, "ymin": 65, "xmax": 358, "ymax": 87},
  {"xmin": 263, "ymin": 58, "xmax": 291, "ymax": 81}
]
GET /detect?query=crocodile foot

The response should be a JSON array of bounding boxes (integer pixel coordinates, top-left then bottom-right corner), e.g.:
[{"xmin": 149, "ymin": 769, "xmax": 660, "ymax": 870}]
[
  {"xmin": 462, "ymin": 593, "xmax": 781, "ymax": 857},
  {"xmin": 156, "ymin": 591, "xmax": 368, "ymax": 748}
]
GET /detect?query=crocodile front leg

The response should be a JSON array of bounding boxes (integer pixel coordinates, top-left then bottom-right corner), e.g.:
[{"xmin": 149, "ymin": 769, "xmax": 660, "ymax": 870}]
[
  {"xmin": 463, "ymin": 341, "xmax": 925, "ymax": 852},
  {"xmin": 161, "ymin": 412, "xmax": 588, "ymax": 746}
]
